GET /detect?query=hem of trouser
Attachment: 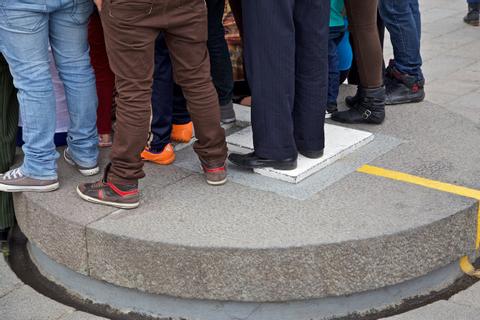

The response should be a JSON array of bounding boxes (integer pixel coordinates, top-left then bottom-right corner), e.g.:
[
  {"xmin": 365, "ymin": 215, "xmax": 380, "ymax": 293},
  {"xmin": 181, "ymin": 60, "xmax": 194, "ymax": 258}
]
[
  {"xmin": 254, "ymin": 147, "xmax": 298, "ymax": 161},
  {"xmin": 295, "ymin": 141, "xmax": 325, "ymax": 153},
  {"xmin": 219, "ymin": 99, "xmax": 234, "ymax": 107},
  {"xmin": 20, "ymin": 166, "xmax": 58, "ymax": 181},
  {"xmin": 149, "ymin": 143, "xmax": 168, "ymax": 153},
  {"xmin": 67, "ymin": 152, "xmax": 98, "ymax": 168},
  {"xmin": 391, "ymin": 62, "xmax": 424, "ymax": 81},
  {"xmin": 107, "ymin": 172, "xmax": 139, "ymax": 186}
]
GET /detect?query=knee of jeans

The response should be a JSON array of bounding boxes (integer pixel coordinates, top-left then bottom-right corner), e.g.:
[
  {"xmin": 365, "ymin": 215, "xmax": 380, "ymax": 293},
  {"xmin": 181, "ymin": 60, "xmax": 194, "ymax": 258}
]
[{"xmin": 10, "ymin": 63, "xmax": 53, "ymax": 93}]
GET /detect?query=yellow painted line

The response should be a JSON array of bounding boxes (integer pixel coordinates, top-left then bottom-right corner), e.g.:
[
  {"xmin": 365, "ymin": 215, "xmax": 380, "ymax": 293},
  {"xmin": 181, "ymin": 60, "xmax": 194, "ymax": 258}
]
[
  {"xmin": 357, "ymin": 165, "xmax": 480, "ymax": 200},
  {"xmin": 356, "ymin": 165, "xmax": 480, "ymax": 274}
]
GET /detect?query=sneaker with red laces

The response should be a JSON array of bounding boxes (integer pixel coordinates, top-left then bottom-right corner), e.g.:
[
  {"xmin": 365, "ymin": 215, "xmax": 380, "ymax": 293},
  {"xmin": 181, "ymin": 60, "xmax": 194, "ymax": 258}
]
[
  {"xmin": 201, "ymin": 161, "xmax": 227, "ymax": 186},
  {"xmin": 77, "ymin": 166, "xmax": 139, "ymax": 209}
]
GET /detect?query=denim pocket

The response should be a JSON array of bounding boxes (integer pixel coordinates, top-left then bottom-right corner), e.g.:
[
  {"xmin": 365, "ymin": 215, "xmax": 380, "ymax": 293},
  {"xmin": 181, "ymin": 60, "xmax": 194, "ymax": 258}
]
[
  {"xmin": 108, "ymin": 0, "xmax": 153, "ymax": 23},
  {"xmin": 0, "ymin": 7, "xmax": 46, "ymax": 32},
  {"xmin": 71, "ymin": 0, "xmax": 94, "ymax": 25}
]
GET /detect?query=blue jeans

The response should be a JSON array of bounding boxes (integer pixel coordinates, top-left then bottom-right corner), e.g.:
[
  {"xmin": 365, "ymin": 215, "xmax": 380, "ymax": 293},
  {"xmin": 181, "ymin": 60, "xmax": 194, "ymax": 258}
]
[
  {"xmin": 0, "ymin": 0, "xmax": 98, "ymax": 180},
  {"xmin": 328, "ymin": 26, "xmax": 345, "ymax": 105},
  {"xmin": 379, "ymin": 0, "xmax": 424, "ymax": 81}
]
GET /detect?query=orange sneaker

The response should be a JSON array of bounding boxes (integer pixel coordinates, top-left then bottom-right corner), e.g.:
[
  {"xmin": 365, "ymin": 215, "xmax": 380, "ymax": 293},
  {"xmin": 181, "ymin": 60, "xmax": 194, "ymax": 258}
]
[
  {"xmin": 171, "ymin": 122, "xmax": 193, "ymax": 143},
  {"xmin": 141, "ymin": 144, "xmax": 175, "ymax": 165}
]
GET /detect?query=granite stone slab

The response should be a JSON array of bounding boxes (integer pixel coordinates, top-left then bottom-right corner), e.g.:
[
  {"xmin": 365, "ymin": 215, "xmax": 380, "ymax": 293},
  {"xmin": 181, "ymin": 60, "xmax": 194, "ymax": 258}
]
[
  {"xmin": 0, "ymin": 285, "xmax": 73, "ymax": 320},
  {"xmin": 450, "ymin": 280, "xmax": 480, "ymax": 308},
  {"xmin": 14, "ymin": 152, "xmax": 192, "ymax": 274},
  {"xmin": 86, "ymin": 171, "xmax": 477, "ymax": 301},
  {"xmin": 226, "ymin": 124, "xmax": 374, "ymax": 183},
  {"xmin": 61, "ymin": 311, "xmax": 109, "ymax": 320},
  {"xmin": 381, "ymin": 301, "xmax": 480, "ymax": 320},
  {"xmin": 0, "ymin": 256, "xmax": 22, "ymax": 297}
]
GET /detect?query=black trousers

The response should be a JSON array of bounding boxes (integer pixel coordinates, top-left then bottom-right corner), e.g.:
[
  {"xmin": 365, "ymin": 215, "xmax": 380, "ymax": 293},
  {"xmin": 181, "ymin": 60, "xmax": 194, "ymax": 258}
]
[
  {"xmin": 0, "ymin": 54, "xmax": 18, "ymax": 230},
  {"xmin": 242, "ymin": 0, "xmax": 329, "ymax": 160}
]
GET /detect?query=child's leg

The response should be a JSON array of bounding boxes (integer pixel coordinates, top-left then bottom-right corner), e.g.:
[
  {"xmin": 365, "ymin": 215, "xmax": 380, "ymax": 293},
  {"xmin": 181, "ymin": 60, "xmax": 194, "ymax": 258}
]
[
  {"xmin": 149, "ymin": 34, "xmax": 174, "ymax": 153},
  {"xmin": 328, "ymin": 30, "xmax": 344, "ymax": 107}
]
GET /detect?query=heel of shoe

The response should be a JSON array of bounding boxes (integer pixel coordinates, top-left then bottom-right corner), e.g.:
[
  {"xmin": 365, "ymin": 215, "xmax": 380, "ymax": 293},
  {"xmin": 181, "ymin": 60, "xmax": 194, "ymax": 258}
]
[{"xmin": 273, "ymin": 161, "xmax": 297, "ymax": 171}]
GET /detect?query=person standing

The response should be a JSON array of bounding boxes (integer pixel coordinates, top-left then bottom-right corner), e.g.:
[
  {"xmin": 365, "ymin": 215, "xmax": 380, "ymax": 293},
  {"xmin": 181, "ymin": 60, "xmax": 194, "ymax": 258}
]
[
  {"xmin": 331, "ymin": 0, "xmax": 386, "ymax": 124},
  {"xmin": 0, "ymin": 54, "xmax": 18, "ymax": 241},
  {"xmin": 78, "ymin": 0, "xmax": 229, "ymax": 209},
  {"xmin": 228, "ymin": 0, "xmax": 330, "ymax": 170},
  {"xmin": 0, "ymin": 0, "xmax": 100, "ymax": 193},
  {"xmin": 379, "ymin": 0, "xmax": 425, "ymax": 105},
  {"xmin": 89, "ymin": 9, "xmax": 115, "ymax": 148},
  {"xmin": 464, "ymin": 0, "xmax": 479, "ymax": 26}
]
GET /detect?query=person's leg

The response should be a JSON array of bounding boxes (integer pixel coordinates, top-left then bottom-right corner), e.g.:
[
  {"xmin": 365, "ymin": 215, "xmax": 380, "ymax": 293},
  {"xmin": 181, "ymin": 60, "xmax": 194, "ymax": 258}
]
[
  {"xmin": 50, "ymin": 0, "xmax": 99, "ymax": 173},
  {"xmin": 229, "ymin": 0, "xmax": 244, "ymax": 37},
  {"xmin": 0, "ymin": 4, "xmax": 60, "ymax": 190},
  {"xmin": 332, "ymin": 0, "xmax": 385, "ymax": 125},
  {"xmin": 170, "ymin": 86, "xmax": 193, "ymax": 143},
  {"xmin": 206, "ymin": 0, "xmax": 235, "ymax": 123},
  {"xmin": 88, "ymin": 10, "xmax": 114, "ymax": 147},
  {"xmin": 77, "ymin": 1, "xmax": 160, "ymax": 208},
  {"xmin": 0, "ymin": 54, "xmax": 18, "ymax": 237},
  {"xmin": 241, "ymin": 0, "xmax": 297, "ymax": 161},
  {"xmin": 465, "ymin": 0, "xmax": 479, "ymax": 26},
  {"xmin": 327, "ymin": 29, "xmax": 343, "ymax": 115},
  {"xmin": 149, "ymin": 33, "xmax": 175, "ymax": 153},
  {"xmin": 164, "ymin": 3, "xmax": 228, "ymax": 167},
  {"xmin": 379, "ymin": 0, "xmax": 423, "ymax": 81},
  {"xmin": 293, "ymin": 0, "xmax": 329, "ymax": 158}
]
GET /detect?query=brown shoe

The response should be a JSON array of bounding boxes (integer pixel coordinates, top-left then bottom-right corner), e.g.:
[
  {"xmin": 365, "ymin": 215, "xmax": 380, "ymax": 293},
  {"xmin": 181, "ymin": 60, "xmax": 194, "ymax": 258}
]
[
  {"xmin": 201, "ymin": 161, "xmax": 227, "ymax": 186},
  {"xmin": 77, "ymin": 165, "xmax": 139, "ymax": 209},
  {"xmin": 0, "ymin": 168, "xmax": 59, "ymax": 193}
]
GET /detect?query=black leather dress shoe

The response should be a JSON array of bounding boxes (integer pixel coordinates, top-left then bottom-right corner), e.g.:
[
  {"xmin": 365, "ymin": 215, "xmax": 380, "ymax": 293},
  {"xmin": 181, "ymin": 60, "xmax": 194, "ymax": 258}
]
[
  {"xmin": 228, "ymin": 152, "xmax": 297, "ymax": 170},
  {"xmin": 298, "ymin": 149, "xmax": 324, "ymax": 159}
]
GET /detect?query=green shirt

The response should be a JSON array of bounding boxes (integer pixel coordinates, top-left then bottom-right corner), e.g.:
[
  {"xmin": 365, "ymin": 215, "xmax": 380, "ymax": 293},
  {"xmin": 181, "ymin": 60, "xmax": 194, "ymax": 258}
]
[{"xmin": 330, "ymin": 0, "xmax": 345, "ymax": 27}]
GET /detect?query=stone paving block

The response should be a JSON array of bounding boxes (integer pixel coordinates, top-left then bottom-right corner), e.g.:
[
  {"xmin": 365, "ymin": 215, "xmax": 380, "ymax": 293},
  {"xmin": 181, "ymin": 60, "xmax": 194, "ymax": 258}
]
[
  {"xmin": 61, "ymin": 311, "xmax": 109, "ymax": 320},
  {"xmin": 86, "ymin": 170, "xmax": 477, "ymax": 301},
  {"xmin": 14, "ymin": 157, "xmax": 192, "ymax": 275},
  {"xmin": 0, "ymin": 256, "xmax": 22, "ymax": 297},
  {"xmin": 0, "ymin": 285, "xmax": 73, "ymax": 320},
  {"xmin": 226, "ymin": 124, "xmax": 374, "ymax": 183},
  {"xmin": 382, "ymin": 300, "xmax": 480, "ymax": 320},
  {"xmin": 450, "ymin": 281, "xmax": 480, "ymax": 308}
]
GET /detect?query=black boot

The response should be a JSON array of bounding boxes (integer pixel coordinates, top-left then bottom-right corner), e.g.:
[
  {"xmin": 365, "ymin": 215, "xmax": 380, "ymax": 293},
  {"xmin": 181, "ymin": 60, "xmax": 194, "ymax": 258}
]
[
  {"xmin": 385, "ymin": 63, "xmax": 425, "ymax": 105},
  {"xmin": 331, "ymin": 87, "xmax": 385, "ymax": 124},
  {"xmin": 464, "ymin": 3, "xmax": 479, "ymax": 26},
  {"xmin": 345, "ymin": 86, "xmax": 361, "ymax": 108}
]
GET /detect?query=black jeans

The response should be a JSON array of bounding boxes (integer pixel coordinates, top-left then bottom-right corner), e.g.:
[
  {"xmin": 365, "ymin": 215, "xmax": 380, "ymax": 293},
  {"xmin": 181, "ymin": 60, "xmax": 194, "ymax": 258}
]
[{"xmin": 150, "ymin": 0, "xmax": 234, "ymax": 151}]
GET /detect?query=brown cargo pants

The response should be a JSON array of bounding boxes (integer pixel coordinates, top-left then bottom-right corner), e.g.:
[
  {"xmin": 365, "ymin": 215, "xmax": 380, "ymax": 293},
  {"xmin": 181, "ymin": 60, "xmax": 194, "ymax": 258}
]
[{"xmin": 100, "ymin": 0, "xmax": 228, "ymax": 184}]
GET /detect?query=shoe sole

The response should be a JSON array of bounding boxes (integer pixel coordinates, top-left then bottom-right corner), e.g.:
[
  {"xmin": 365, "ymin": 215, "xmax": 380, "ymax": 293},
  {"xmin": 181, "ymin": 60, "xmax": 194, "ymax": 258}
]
[
  {"xmin": 0, "ymin": 182, "xmax": 59, "ymax": 193},
  {"xmin": 76, "ymin": 186, "xmax": 139, "ymax": 209},
  {"xmin": 228, "ymin": 159, "xmax": 297, "ymax": 171},
  {"xmin": 141, "ymin": 153, "xmax": 176, "ymax": 165},
  {"xmin": 385, "ymin": 95, "xmax": 425, "ymax": 105},
  {"xmin": 64, "ymin": 150, "xmax": 100, "ymax": 176},
  {"xmin": 206, "ymin": 177, "xmax": 228, "ymax": 186}
]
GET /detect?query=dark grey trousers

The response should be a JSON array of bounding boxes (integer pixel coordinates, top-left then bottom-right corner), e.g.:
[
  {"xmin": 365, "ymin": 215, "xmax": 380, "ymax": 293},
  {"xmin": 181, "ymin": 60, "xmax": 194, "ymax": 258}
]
[{"xmin": 0, "ymin": 53, "xmax": 18, "ymax": 230}]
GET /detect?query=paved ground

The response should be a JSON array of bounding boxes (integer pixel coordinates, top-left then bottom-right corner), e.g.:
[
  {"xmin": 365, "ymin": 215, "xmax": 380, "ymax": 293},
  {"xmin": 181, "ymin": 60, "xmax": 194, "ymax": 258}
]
[{"xmin": 1, "ymin": 0, "xmax": 479, "ymax": 319}]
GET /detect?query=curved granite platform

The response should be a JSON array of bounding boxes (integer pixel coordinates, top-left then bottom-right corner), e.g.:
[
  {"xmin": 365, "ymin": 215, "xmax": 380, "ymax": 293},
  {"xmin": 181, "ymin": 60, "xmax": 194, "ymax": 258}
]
[{"xmin": 13, "ymin": 95, "xmax": 480, "ymax": 317}]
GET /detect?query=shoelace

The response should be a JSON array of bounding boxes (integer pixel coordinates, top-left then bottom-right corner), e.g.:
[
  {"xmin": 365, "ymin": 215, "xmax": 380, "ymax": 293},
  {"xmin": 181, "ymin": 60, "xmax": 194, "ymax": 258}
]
[{"xmin": 3, "ymin": 168, "xmax": 23, "ymax": 180}]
